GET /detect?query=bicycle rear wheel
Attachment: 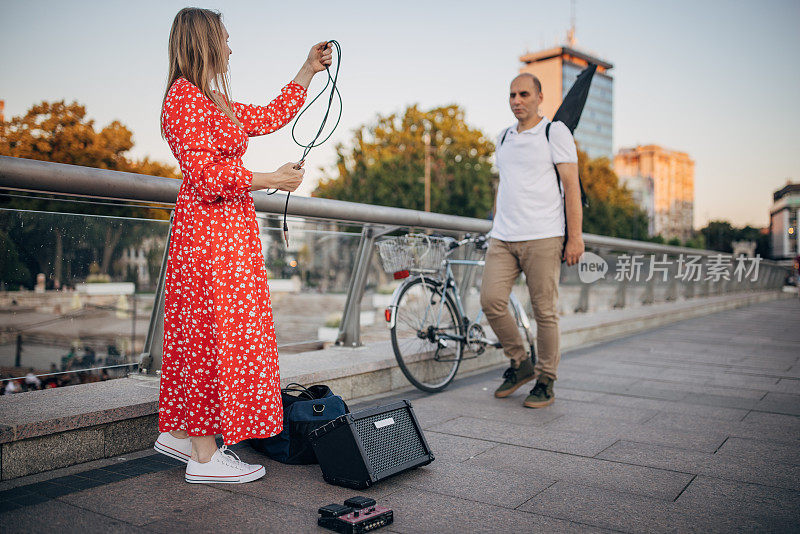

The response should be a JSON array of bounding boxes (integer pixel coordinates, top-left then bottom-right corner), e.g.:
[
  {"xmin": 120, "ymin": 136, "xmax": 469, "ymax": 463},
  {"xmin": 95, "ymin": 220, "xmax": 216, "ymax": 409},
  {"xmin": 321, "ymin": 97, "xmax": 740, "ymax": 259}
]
[{"xmin": 390, "ymin": 277, "xmax": 463, "ymax": 393}]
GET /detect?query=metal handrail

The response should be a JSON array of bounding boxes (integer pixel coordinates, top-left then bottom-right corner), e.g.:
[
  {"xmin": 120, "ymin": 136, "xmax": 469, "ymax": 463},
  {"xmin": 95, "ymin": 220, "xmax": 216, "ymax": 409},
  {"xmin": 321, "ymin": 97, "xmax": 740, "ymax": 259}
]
[
  {"xmin": 0, "ymin": 156, "xmax": 487, "ymax": 233},
  {"xmin": 0, "ymin": 155, "xmax": 781, "ymax": 261}
]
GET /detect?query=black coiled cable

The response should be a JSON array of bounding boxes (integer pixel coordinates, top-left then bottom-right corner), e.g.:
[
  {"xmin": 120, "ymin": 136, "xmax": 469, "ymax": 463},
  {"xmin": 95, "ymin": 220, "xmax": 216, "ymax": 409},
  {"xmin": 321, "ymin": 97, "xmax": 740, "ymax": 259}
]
[{"xmin": 266, "ymin": 39, "xmax": 342, "ymax": 246}]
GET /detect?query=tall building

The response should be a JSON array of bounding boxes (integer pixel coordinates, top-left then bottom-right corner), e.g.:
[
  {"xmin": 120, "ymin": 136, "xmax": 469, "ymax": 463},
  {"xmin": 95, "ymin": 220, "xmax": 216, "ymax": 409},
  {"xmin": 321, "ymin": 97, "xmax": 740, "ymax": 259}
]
[
  {"xmin": 519, "ymin": 35, "xmax": 614, "ymax": 159},
  {"xmin": 614, "ymin": 145, "xmax": 695, "ymax": 242},
  {"xmin": 769, "ymin": 181, "xmax": 799, "ymax": 262}
]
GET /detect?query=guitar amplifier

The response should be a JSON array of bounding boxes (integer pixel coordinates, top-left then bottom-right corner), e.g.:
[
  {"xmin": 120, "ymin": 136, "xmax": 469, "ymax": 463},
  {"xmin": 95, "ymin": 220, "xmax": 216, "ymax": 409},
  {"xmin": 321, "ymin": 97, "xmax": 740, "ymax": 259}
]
[{"xmin": 309, "ymin": 400, "xmax": 434, "ymax": 489}]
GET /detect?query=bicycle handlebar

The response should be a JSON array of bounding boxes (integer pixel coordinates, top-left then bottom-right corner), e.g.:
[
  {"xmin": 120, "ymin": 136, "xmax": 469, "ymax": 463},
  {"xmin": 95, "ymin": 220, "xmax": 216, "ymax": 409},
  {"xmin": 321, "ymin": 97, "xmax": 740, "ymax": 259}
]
[{"xmin": 446, "ymin": 233, "xmax": 490, "ymax": 253}]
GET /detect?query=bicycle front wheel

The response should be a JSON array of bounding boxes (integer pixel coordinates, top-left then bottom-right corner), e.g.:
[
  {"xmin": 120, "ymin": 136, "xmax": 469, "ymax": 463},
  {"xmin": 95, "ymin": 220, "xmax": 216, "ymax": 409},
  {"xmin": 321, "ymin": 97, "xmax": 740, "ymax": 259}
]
[{"xmin": 390, "ymin": 277, "xmax": 463, "ymax": 393}]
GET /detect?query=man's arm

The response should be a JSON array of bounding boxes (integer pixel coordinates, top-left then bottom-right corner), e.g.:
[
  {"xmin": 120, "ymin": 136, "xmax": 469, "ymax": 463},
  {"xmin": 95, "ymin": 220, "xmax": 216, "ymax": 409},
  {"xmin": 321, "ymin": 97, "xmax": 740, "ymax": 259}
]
[
  {"xmin": 557, "ymin": 162, "xmax": 584, "ymax": 266},
  {"xmin": 491, "ymin": 180, "xmax": 497, "ymax": 218}
]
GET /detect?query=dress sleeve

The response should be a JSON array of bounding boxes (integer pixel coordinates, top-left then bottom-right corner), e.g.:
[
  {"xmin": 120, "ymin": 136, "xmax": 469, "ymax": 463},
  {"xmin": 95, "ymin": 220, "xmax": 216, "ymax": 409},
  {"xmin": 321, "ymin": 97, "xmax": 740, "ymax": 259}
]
[
  {"xmin": 231, "ymin": 81, "xmax": 307, "ymax": 137},
  {"xmin": 180, "ymin": 129, "xmax": 253, "ymax": 203},
  {"xmin": 166, "ymin": 86, "xmax": 252, "ymax": 204}
]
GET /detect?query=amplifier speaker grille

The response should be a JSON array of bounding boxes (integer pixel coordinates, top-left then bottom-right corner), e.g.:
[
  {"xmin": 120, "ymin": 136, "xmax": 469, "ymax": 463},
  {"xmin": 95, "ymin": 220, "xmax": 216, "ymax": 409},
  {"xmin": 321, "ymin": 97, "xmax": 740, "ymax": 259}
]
[
  {"xmin": 354, "ymin": 407, "xmax": 427, "ymax": 475},
  {"xmin": 309, "ymin": 400, "xmax": 435, "ymax": 489}
]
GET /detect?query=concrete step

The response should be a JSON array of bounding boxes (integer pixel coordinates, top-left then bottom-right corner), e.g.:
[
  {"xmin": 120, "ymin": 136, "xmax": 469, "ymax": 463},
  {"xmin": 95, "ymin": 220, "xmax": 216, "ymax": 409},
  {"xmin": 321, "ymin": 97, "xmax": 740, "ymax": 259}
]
[{"xmin": 0, "ymin": 290, "xmax": 788, "ymax": 480}]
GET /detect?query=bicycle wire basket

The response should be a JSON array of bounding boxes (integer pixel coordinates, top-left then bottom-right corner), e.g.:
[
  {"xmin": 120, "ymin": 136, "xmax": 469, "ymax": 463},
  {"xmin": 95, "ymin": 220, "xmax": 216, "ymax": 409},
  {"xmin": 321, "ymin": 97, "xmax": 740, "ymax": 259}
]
[{"xmin": 376, "ymin": 233, "xmax": 449, "ymax": 279}]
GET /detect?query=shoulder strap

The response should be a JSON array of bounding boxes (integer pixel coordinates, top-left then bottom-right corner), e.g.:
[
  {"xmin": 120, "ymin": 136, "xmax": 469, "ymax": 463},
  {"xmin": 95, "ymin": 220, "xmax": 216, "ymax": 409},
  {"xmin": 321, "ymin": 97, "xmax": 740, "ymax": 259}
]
[
  {"xmin": 547, "ymin": 121, "xmax": 588, "ymax": 208},
  {"xmin": 545, "ymin": 123, "xmax": 561, "ymax": 195},
  {"xmin": 282, "ymin": 382, "xmax": 314, "ymax": 399},
  {"xmin": 546, "ymin": 121, "xmax": 588, "ymax": 263},
  {"xmin": 499, "ymin": 127, "xmax": 511, "ymax": 147}
]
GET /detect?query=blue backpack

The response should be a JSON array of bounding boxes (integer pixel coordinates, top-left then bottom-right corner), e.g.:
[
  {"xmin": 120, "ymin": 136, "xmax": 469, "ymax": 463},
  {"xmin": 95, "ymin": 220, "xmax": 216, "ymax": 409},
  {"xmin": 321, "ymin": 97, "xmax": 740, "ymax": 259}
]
[{"xmin": 249, "ymin": 383, "xmax": 349, "ymax": 464}]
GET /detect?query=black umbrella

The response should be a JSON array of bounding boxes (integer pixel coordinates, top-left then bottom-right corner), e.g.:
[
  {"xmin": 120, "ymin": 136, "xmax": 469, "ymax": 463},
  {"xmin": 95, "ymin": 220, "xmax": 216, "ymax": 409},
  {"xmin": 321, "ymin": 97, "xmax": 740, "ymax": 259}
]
[{"xmin": 552, "ymin": 63, "xmax": 597, "ymax": 134}]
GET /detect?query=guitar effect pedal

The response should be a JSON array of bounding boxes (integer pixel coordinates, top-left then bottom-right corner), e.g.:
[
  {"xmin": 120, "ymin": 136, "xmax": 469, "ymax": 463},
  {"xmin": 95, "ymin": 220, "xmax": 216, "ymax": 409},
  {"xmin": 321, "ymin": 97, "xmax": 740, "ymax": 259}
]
[{"xmin": 318, "ymin": 496, "xmax": 393, "ymax": 533}]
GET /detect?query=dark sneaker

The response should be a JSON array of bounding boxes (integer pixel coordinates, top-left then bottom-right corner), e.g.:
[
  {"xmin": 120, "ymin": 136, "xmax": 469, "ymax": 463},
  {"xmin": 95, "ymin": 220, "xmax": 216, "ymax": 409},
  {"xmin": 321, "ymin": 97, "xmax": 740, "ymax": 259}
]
[
  {"xmin": 494, "ymin": 357, "xmax": 535, "ymax": 398},
  {"xmin": 523, "ymin": 377, "xmax": 555, "ymax": 408}
]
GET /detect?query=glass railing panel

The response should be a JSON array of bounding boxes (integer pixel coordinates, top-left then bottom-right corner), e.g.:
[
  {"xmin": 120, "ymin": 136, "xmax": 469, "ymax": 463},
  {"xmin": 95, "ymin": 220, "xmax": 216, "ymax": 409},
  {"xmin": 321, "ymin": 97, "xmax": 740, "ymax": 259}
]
[
  {"xmin": 255, "ymin": 214, "xmax": 366, "ymax": 351},
  {"xmin": 0, "ymin": 206, "xmax": 169, "ymax": 392}
]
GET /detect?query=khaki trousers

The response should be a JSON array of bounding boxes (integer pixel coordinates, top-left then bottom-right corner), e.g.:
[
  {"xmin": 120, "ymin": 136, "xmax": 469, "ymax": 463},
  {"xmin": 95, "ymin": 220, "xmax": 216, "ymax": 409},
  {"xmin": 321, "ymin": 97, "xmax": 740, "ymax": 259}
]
[{"xmin": 479, "ymin": 236, "xmax": 563, "ymax": 380}]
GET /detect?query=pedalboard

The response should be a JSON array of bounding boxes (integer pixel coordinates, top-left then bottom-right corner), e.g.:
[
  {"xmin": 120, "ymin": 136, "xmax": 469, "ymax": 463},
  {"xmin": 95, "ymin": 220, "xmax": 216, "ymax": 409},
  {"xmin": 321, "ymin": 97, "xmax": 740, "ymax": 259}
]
[{"xmin": 318, "ymin": 496, "xmax": 393, "ymax": 533}]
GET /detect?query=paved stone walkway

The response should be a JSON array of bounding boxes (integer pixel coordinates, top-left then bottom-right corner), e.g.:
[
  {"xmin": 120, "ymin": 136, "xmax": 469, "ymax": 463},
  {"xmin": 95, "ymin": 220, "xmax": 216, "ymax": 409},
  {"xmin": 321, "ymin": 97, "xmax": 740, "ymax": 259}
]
[{"xmin": 1, "ymin": 298, "xmax": 798, "ymax": 532}]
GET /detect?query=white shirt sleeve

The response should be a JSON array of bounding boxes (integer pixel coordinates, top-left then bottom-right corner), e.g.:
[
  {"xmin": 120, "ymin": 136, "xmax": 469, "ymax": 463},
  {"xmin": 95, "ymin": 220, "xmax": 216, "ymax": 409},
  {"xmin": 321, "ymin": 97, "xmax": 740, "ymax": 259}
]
[{"xmin": 548, "ymin": 121, "xmax": 578, "ymax": 164}]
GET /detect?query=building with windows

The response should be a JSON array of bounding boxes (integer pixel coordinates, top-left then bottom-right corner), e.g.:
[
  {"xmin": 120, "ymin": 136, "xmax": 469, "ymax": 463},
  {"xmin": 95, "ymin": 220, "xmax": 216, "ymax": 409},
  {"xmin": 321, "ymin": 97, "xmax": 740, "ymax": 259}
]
[
  {"xmin": 614, "ymin": 145, "xmax": 695, "ymax": 242},
  {"xmin": 519, "ymin": 37, "xmax": 614, "ymax": 160},
  {"xmin": 769, "ymin": 181, "xmax": 800, "ymax": 262}
]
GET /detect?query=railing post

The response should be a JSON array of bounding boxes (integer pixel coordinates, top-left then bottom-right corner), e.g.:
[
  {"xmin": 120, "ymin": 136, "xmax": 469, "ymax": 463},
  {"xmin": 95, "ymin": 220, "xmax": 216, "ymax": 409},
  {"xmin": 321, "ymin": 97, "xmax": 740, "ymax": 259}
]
[
  {"xmin": 772, "ymin": 268, "xmax": 782, "ymax": 289},
  {"xmin": 666, "ymin": 277, "xmax": 678, "ymax": 301},
  {"xmin": 575, "ymin": 284, "xmax": 590, "ymax": 313},
  {"xmin": 613, "ymin": 282, "xmax": 627, "ymax": 308},
  {"xmin": 684, "ymin": 278, "xmax": 695, "ymax": 299},
  {"xmin": 457, "ymin": 240, "xmax": 481, "ymax": 306},
  {"xmin": 699, "ymin": 259, "xmax": 710, "ymax": 297},
  {"xmin": 455, "ymin": 245, "xmax": 469, "ymax": 301},
  {"xmin": 336, "ymin": 224, "xmax": 397, "ymax": 347},
  {"xmin": 138, "ymin": 212, "xmax": 172, "ymax": 375},
  {"xmin": 641, "ymin": 280, "xmax": 655, "ymax": 305}
]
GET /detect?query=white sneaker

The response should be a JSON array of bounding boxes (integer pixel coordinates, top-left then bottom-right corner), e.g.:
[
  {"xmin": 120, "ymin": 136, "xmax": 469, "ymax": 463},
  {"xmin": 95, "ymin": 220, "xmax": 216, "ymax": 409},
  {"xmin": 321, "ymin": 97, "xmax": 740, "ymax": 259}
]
[
  {"xmin": 185, "ymin": 446, "xmax": 266, "ymax": 484},
  {"xmin": 153, "ymin": 431, "xmax": 192, "ymax": 464}
]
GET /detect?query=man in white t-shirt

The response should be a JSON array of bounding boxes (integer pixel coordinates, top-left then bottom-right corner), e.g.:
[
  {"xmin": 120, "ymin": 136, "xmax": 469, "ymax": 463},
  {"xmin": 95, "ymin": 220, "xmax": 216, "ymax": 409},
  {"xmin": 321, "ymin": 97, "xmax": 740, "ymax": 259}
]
[{"xmin": 480, "ymin": 73, "xmax": 584, "ymax": 408}]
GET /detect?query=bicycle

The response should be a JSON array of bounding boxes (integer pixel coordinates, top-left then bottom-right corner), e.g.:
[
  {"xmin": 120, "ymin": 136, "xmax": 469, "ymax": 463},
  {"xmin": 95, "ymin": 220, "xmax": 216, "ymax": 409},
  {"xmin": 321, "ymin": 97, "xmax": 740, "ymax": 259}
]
[{"xmin": 377, "ymin": 233, "xmax": 534, "ymax": 393}]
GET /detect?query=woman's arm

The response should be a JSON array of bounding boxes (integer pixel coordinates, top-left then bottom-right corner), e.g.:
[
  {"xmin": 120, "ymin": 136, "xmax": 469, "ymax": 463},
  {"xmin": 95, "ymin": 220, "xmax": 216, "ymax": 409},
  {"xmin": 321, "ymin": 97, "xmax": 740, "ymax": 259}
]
[
  {"xmin": 232, "ymin": 42, "xmax": 333, "ymax": 137},
  {"xmin": 231, "ymin": 83, "xmax": 306, "ymax": 137},
  {"xmin": 251, "ymin": 163, "xmax": 304, "ymax": 192},
  {"xmin": 293, "ymin": 41, "xmax": 333, "ymax": 89}
]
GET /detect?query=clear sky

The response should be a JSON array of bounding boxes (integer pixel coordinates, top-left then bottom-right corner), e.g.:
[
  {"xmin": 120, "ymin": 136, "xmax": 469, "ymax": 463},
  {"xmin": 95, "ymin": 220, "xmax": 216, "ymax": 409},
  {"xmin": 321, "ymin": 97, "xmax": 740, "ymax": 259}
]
[{"xmin": 2, "ymin": 0, "xmax": 798, "ymax": 229}]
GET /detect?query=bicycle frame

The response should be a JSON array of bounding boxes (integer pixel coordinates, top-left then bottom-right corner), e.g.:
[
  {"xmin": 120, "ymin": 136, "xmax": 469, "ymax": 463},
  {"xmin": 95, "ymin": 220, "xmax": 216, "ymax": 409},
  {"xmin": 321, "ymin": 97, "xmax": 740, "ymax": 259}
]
[{"xmin": 385, "ymin": 253, "xmax": 532, "ymax": 348}]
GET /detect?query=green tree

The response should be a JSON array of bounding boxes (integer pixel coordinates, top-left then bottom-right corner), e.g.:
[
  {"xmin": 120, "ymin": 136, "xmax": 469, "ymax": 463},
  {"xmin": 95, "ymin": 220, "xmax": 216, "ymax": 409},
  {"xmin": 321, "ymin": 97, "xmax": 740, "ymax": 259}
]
[
  {"xmin": 683, "ymin": 233, "xmax": 707, "ymax": 249},
  {"xmin": 0, "ymin": 101, "xmax": 177, "ymax": 177},
  {"xmin": 698, "ymin": 221, "xmax": 769, "ymax": 256},
  {"xmin": 735, "ymin": 225, "xmax": 770, "ymax": 257},
  {"xmin": 700, "ymin": 221, "xmax": 736, "ymax": 252},
  {"xmin": 0, "ymin": 229, "xmax": 30, "ymax": 288},
  {"xmin": 313, "ymin": 104, "xmax": 495, "ymax": 219},
  {"xmin": 578, "ymin": 152, "xmax": 650, "ymax": 240},
  {"xmin": 0, "ymin": 100, "xmax": 179, "ymax": 289}
]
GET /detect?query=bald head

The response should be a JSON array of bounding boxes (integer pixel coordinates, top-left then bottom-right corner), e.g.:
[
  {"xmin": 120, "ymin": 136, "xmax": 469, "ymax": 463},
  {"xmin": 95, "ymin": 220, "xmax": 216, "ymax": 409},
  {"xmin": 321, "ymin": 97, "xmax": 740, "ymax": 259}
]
[
  {"xmin": 509, "ymin": 73, "xmax": 544, "ymax": 126},
  {"xmin": 512, "ymin": 73, "xmax": 542, "ymax": 94}
]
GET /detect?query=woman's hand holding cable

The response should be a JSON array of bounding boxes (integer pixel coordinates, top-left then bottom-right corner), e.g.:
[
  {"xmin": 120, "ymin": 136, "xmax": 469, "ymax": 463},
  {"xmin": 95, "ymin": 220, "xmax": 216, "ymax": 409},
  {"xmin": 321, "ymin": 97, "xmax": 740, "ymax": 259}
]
[
  {"xmin": 251, "ymin": 161, "xmax": 304, "ymax": 192},
  {"xmin": 293, "ymin": 41, "xmax": 333, "ymax": 89}
]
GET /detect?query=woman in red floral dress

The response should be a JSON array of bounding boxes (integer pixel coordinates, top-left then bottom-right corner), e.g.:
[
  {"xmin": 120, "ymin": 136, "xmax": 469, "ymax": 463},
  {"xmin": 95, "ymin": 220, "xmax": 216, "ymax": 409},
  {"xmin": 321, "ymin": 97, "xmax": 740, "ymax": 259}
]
[{"xmin": 152, "ymin": 7, "xmax": 332, "ymax": 484}]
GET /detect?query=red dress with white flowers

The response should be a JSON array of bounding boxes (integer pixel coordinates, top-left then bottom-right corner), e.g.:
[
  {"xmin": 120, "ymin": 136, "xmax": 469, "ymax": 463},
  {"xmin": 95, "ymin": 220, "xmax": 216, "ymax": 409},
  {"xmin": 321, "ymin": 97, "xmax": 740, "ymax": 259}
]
[{"xmin": 158, "ymin": 77, "xmax": 306, "ymax": 445}]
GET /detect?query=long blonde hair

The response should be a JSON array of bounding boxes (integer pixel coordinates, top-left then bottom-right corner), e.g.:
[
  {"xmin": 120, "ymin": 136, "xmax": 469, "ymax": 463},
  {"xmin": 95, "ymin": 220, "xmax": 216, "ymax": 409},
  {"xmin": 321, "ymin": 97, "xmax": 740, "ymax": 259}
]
[{"xmin": 162, "ymin": 7, "xmax": 243, "ymax": 135}]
